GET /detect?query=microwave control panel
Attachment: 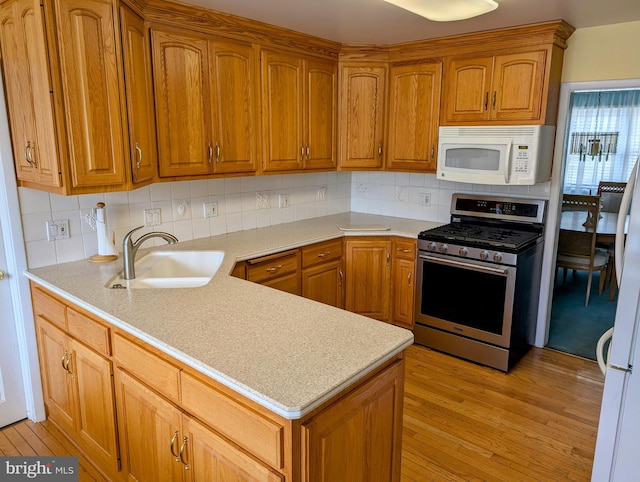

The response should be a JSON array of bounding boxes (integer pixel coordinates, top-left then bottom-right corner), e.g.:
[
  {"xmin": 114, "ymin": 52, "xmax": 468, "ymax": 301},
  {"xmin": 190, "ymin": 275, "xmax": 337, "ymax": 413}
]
[{"xmin": 514, "ymin": 145, "xmax": 531, "ymax": 173}]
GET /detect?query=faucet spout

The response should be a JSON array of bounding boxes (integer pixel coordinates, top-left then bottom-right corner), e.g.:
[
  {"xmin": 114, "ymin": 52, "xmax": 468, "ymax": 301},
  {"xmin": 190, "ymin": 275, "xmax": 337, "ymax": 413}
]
[{"xmin": 122, "ymin": 226, "xmax": 179, "ymax": 280}]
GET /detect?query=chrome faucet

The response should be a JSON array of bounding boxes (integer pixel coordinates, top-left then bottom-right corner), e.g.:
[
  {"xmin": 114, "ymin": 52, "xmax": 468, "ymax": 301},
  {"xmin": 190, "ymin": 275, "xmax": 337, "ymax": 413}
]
[{"xmin": 122, "ymin": 226, "xmax": 178, "ymax": 280}]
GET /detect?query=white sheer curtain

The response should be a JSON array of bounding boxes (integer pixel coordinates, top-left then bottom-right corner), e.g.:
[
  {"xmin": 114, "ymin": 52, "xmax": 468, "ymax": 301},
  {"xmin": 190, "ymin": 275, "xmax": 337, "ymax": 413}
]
[{"xmin": 563, "ymin": 89, "xmax": 640, "ymax": 194}]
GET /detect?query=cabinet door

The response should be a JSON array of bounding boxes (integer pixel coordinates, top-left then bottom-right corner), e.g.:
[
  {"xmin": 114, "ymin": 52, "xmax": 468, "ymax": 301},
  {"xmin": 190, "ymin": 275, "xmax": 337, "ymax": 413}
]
[
  {"xmin": 260, "ymin": 50, "xmax": 303, "ymax": 172},
  {"xmin": 302, "ymin": 259, "xmax": 344, "ymax": 309},
  {"xmin": 0, "ymin": 0, "xmax": 61, "ymax": 188},
  {"xmin": 386, "ymin": 63, "xmax": 441, "ymax": 172},
  {"xmin": 120, "ymin": 6, "xmax": 157, "ymax": 185},
  {"xmin": 338, "ymin": 64, "xmax": 387, "ymax": 169},
  {"xmin": 152, "ymin": 29, "xmax": 212, "ymax": 177},
  {"xmin": 344, "ymin": 239, "xmax": 391, "ymax": 322},
  {"xmin": 210, "ymin": 40, "xmax": 258, "ymax": 174},
  {"xmin": 54, "ymin": 0, "xmax": 127, "ymax": 188},
  {"xmin": 441, "ymin": 56, "xmax": 493, "ymax": 123},
  {"xmin": 302, "ymin": 360, "xmax": 404, "ymax": 482},
  {"xmin": 304, "ymin": 58, "xmax": 337, "ymax": 170},
  {"xmin": 71, "ymin": 340, "xmax": 119, "ymax": 473},
  {"xmin": 392, "ymin": 258, "xmax": 415, "ymax": 329},
  {"xmin": 183, "ymin": 416, "xmax": 283, "ymax": 482},
  {"xmin": 491, "ymin": 50, "xmax": 546, "ymax": 121},
  {"xmin": 36, "ymin": 320, "xmax": 75, "ymax": 435},
  {"xmin": 116, "ymin": 369, "xmax": 185, "ymax": 482}
]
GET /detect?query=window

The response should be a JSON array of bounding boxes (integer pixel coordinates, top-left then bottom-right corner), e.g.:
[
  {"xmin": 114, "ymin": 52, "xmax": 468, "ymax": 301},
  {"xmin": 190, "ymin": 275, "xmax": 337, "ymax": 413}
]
[{"xmin": 563, "ymin": 89, "xmax": 640, "ymax": 194}]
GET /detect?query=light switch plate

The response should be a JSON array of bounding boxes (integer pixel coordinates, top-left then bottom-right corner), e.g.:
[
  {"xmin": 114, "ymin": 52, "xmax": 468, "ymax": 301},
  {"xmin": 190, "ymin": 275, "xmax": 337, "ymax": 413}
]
[{"xmin": 46, "ymin": 219, "xmax": 70, "ymax": 241}]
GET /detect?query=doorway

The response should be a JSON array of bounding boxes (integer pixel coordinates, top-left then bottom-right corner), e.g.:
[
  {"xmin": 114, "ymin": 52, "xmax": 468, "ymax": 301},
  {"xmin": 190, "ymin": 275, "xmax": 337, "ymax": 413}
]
[{"xmin": 543, "ymin": 83, "xmax": 640, "ymax": 360}]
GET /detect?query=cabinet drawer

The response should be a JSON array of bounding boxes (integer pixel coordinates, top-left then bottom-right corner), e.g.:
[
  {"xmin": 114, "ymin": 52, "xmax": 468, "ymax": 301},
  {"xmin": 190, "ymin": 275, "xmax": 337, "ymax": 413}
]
[
  {"xmin": 32, "ymin": 287, "xmax": 66, "ymax": 330},
  {"xmin": 394, "ymin": 238, "xmax": 416, "ymax": 260},
  {"xmin": 301, "ymin": 239, "xmax": 343, "ymax": 268},
  {"xmin": 246, "ymin": 250, "xmax": 299, "ymax": 283},
  {"xmin": 67, "ymin": 308, "xmax": 111, "ymax": 356},
  {"xmin": 181, "ymin": 371, "xmax": 284, "ymax": 470},
  {"xmin": 113, "ymin": 333, "xmax": 181, "ymax": 403}
]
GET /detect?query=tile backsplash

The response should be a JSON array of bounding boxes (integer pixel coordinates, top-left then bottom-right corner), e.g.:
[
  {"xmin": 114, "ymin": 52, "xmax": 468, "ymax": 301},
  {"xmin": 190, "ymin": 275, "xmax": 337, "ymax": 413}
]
[{"xmin": 19, "ymin": 170, "xmax": 551, "ymax": 268}]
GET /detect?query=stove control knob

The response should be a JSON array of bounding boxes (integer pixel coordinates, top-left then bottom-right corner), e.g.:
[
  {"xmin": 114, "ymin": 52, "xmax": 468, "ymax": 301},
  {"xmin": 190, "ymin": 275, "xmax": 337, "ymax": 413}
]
[
  {"xmin": 459, "ymin": 247, "xmax": 468, "ymax": 257},
  {"xmin": 493, "ymin": 252, "xmax": 503, "ymax": 263},
  {"xmin": 428, "ymin": 242, "xmax": 437, "ymax": 251},
  {"xmin": 439, "ymin": 244, "xmax": 448, "ymax": 254},
  {"xmin": 480, "ymin": 250, "xmax": 490, "ymax": 260}
]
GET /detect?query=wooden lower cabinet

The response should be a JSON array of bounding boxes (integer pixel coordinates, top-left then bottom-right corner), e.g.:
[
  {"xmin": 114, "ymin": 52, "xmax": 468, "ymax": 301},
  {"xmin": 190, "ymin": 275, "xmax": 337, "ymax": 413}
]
[
  {"xmin": 302, "ymin": 360, "xmax": 404, "ymax": 482},
  {"xmin": 246, "ymin": 249, "xmax": 301, "ymax": 295},
  {"xmin": 301, "ymin": 239, "xmax": 344, "ymax": 308},
  {"xmin": 344, "ymin": 238, "xmax": 392, "ymax": 322},
  {"xmin": 116, "ymin": 368, "xmax": 281, "ymax": 482},
  {"xmin": 31, "ymin": 281, "xmax": 406, "ymax": 482},
  {"xmin": 392, "ymin": 239, "xmax": 417, "ymax": 330},
  {"xmin": 34, "ymin": 296, "xmax": 119, "ymax": 475}
]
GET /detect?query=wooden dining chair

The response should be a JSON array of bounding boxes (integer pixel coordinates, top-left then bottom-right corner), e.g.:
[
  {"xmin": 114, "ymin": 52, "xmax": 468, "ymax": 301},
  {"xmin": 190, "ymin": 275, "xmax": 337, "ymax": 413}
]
[
  {"xmin": 597, "ymin": 181, "xmax": 626, "ymax": 213},
  {"xmin": 556, "ymin": 194, "xmax": 609, "ymax": 307}
]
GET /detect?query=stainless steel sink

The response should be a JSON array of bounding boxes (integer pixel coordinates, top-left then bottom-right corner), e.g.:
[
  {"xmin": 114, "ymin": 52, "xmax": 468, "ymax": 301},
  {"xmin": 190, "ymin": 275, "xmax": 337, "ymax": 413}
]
[{"xmin": 106, "ymin": 251, "xmax": 224, "ymax": 289}]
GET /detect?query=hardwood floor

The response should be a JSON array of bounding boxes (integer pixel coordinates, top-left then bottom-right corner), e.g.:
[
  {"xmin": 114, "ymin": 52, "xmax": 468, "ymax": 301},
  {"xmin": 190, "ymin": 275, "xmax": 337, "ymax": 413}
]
[{"xmin": 0, "ymin": 345, "xmax": 603, "ymax": 482}]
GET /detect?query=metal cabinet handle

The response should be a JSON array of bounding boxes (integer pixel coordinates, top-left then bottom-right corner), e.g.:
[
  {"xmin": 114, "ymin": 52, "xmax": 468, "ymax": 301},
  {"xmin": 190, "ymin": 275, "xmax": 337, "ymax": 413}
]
[
  {"xmin": 408, "ymin": 271, "xmax": 412, "ymax": 286},
  {"xmin": 492, "ymin": 91, "xmax": 497, "ymax": 109},
  {"xmin": 24, "ymin": 142, "xmax": 32, "ymax": 164},
  {"xmin": 386, "ymin": 251, "xmax": 390, "ymax": 265},
  {"xmin": 397, "ymin": 248, "xmax": 412, "ymax": 253},
  {"xmin": 61, "ymin": 350, "xmax": 68, "ymax": 372},
  {"xmin": 170, "ymin": 430, "xmax": 180, "ymax": 460},
  {"xmin": 431, "ymin": 146, "xmax": 435, "ymax": 161},
  {"xmin": 306, "ymin": 144, "xmax": 310, "ymax": 160},
  {"xmin": 317, "ymin": 251, "xmax": 330, "ymax": 258},
  {"xmin": 339, "ymin": 269, "xmax": 343, "ymax": 286},
  {"xmin": 215, "ymin": 142, "xmax": 221, "ymax": 162},
  {"xmin": 266, "ymin": 265, "xmax": 283, "ymax": 273},
  {"xmin": 65, "ymin": 353, "xmax": 74, "ymax": 378},
  {"xmin": 135, "ymin": 142, "xmax": 142, "ymax": 169},
  {"xmin": 0, "ymin": 270, "xmax": 4, "ymax": 281},
  {"xmin": 179, "ymin": 436, "xmax": 189, "ymax": 469},
  {"xmin": 208, "ymin": 142, "xmax": 213, "ymax": 164},
  {"xmin": 24, "ymin": 141, "xmax": 37, "ymax": 167},
  {"xmin": 378, "ymin": 143, "xmax": 383, "ymax": 160},
  {"xmin": 484, "ymin": 92, "xmax": 489, "ymax": 110},
  {"xmin": 300, "ymin": 145, "xmax": 305, "ymax": 161}
]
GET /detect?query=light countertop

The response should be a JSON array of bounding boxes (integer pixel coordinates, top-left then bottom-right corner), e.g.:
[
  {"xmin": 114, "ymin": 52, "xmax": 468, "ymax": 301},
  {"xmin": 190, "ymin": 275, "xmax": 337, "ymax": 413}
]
[{"xmin": 25, "ymin": 212, "xmax": 439, "ymax": 419}]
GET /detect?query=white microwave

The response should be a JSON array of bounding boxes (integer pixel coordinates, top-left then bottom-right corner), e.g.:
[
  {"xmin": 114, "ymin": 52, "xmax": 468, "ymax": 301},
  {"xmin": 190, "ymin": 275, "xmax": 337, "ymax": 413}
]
[{"xmin": 437, "ymin": 125, "xmax": 555, "ymax": 185}]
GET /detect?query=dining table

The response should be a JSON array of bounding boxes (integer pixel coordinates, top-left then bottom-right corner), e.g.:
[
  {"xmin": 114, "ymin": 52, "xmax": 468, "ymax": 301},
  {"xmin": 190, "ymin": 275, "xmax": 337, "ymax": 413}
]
[{"xmin": 560, "ymin": 209, "xmax": 629, "ymax": 300}]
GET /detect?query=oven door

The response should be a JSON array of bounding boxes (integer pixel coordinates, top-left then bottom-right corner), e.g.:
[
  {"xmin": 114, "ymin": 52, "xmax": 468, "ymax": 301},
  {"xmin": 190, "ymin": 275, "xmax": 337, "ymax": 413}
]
[{"xmin": 415, "ymin": 251, "xmax": 516, "ymax": 348}]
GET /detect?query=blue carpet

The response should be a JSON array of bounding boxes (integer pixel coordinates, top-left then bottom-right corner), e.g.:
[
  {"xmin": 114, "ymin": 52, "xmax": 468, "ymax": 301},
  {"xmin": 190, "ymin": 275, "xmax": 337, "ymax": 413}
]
[{"xmin": 547, "ymin": 270, "xmax": 617, "ymax": 360}]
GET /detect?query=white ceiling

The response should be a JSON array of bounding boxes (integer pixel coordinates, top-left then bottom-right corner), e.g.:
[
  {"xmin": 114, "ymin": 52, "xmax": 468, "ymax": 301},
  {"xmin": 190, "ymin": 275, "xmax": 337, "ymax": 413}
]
[{"xmin": 179, "ymin": 0, "xmax": 640, "ymax": 45}]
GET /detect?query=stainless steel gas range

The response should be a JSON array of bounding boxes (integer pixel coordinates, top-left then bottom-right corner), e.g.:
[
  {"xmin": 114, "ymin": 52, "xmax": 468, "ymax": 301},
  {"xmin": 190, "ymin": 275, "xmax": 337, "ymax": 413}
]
[{"xmin": 414, "ymin": 193, "xmax": 547, "ymax": 372}]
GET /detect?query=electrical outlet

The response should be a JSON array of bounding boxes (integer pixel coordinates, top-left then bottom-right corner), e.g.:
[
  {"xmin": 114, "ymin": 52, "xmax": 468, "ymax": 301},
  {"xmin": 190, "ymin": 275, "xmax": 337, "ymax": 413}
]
[
  {"xmin": 204, "ymin": 201, "xmax": 218, "ymax": 218},
  {"xmin": 144, "ymin": 208, "xmax": 161, "ymax": 226},
  {"xmin": 419, "ymin": 192, "xmax": 432, "ymax": 206},
  {"xmin": 46, "ymin": 219, "xmax": 70, "ymax": 241},
  {"xmin": 279, "ymin": 193, "xmax": 291, "ymax": 208}
]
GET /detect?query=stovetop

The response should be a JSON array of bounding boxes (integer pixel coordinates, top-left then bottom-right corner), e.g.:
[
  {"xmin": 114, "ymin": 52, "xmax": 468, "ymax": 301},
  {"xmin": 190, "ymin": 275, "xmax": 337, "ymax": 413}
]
[{"xmin": 418, "ymin": 222, "xmax": 541, "ymax": 251}]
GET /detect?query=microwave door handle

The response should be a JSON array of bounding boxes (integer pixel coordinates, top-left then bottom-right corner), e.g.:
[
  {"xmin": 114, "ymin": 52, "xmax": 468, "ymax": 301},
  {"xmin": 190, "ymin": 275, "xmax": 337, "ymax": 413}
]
[{"xmin": 503, "ymin": 142, "xmax": 513, "ymax": 184}]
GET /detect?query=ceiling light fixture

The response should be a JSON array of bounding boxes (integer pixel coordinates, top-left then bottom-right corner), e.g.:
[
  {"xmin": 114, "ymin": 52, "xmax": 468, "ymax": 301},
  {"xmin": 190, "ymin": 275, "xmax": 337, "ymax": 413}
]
[{"xmin": 383, "ymin": 0, "xmax": 498, "ymax": 22}]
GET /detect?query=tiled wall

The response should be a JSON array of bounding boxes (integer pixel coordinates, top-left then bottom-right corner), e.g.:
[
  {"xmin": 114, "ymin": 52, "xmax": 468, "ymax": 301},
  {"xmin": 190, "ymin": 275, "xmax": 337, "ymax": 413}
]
[
  {"xmin": 18, "ymin": 170, "xmax": 552, "ymax": 268},
  {"xmin": 19, "ymin": 172, "xmax": 351, "ymax": 268},
  {"xmin": 350, "ymin": 171, "xmax": 552, "ymax": 222}
]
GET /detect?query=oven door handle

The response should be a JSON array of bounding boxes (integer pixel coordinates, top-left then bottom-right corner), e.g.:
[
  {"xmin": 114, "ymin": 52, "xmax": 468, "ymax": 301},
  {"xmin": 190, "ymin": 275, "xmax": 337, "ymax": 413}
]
[{"xmin": 418, "ymin": 254, "xmax": 508, "ymax": 275}]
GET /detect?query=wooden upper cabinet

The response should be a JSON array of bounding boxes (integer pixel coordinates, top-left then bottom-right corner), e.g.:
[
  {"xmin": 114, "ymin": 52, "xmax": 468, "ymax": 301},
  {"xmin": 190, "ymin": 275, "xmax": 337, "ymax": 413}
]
[
  {"xmin": 386, "ymin": 63, "xmax": 441, "ymax": 172},
  {"xmin": 209, "ymin": 41, "xmax": 259, "ymax": 174},
  {"xmin": 338, "ymin": 63, "xmax": 387, "ymax": 170},
  {"xmin": 152, "ymin": 29, "xmax": 258, "ymax": 178},
  {"xmin": 0, "ymin": 0, "xmax": 61, "ymax": 188},
  {"xmin": 260, "ymin": 49, "xmax": 336, "ymax": 172},
  {"xmin": 152, "ymin": 29, "xmax": 212, "ymax": 178},
  {"xmin": 304, "ymin": 58, "xmax": 337, "ymax": 170},
  {"xmin": 120, "ymin": 6, "xmax": 157, "ymax": 185},
  {"xmin": 441, "ymin": 49, "xmax": 548, "ymax": 125},
  {"xmin": 54, "ymin": 0, "xmax": 127, "ymax": 188}
]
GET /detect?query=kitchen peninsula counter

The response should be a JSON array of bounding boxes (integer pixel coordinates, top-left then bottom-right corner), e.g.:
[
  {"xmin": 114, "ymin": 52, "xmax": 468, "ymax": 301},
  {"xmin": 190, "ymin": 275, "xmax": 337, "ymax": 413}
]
[{"xmin": 25, "ymin": 212, "xmax": 435, "ymax": 419}]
